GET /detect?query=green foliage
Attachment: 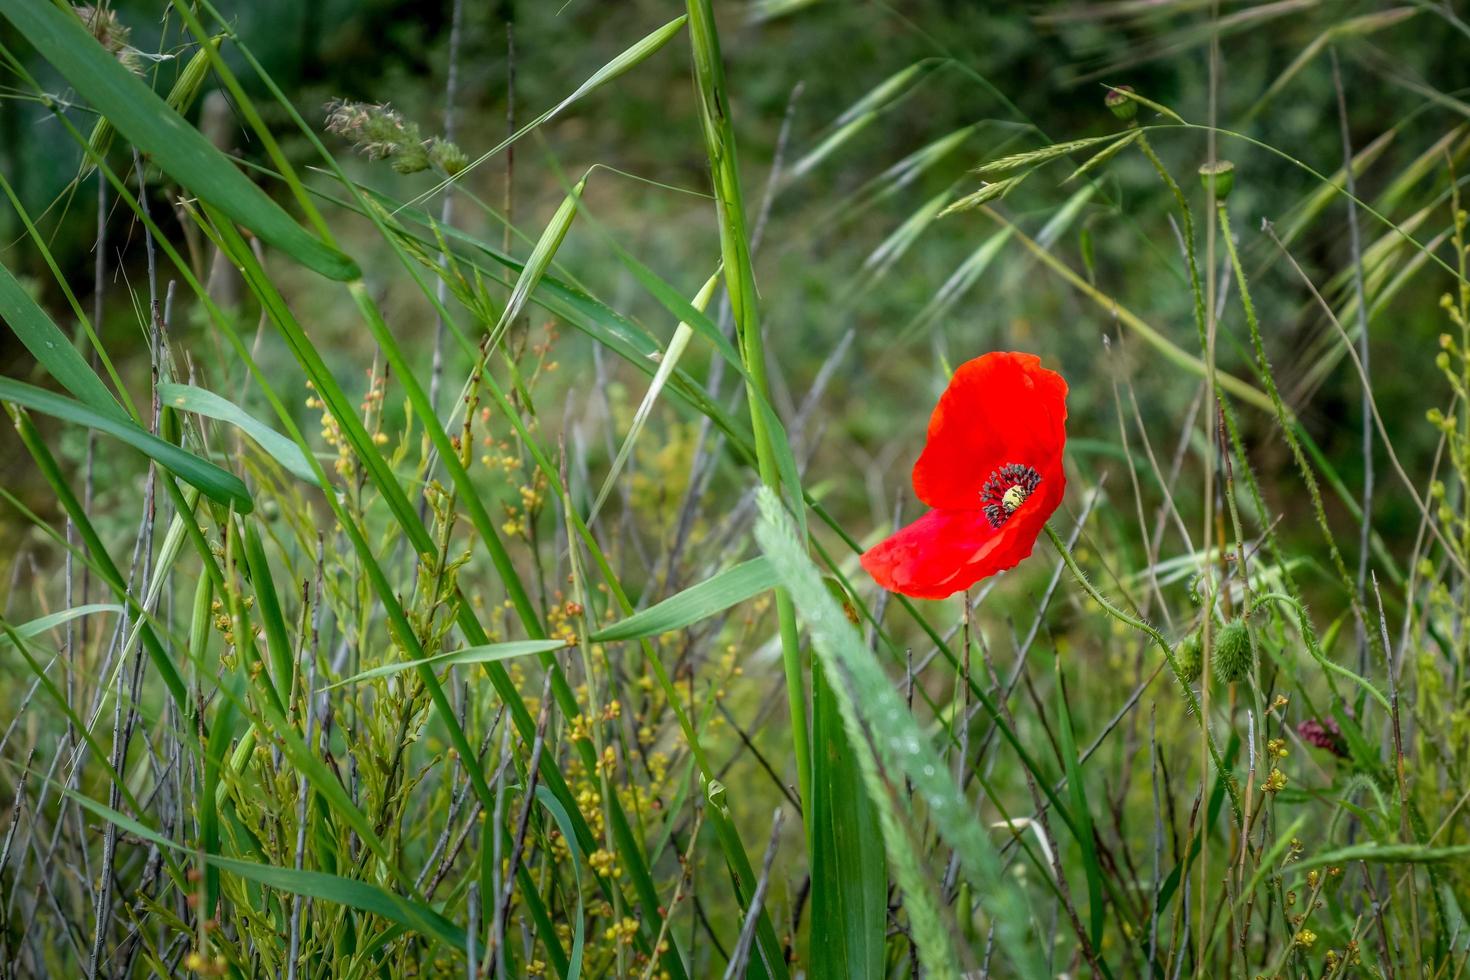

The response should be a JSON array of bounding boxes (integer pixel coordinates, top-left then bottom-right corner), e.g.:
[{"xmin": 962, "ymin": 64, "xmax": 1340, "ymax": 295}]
[{"xmin": 2, "ymin": 1, "xmax": 1470, "ymax": 977}]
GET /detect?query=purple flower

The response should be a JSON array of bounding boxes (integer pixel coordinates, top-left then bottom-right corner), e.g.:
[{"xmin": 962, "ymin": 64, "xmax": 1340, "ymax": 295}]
[{"xmin": 1298, "ymin": 717, "xmax": 1348, "ymax": 758}]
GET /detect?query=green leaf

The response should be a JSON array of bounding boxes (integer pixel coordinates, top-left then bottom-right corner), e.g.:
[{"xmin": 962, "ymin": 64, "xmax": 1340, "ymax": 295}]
[
  {"xmin": 0, "ymin": 377, "xmax": 252, "ymax": 512},
  {"xmin": 0, "ymin": 260, "xmax": 124, "ymax": 420},
  {"xmin": 0, "ymin": 604, "xmax": 121, "ymax": 647},
  {"xmin": 1289, "ymin": 842, "xmax": 1470, "ymax": 873},
  {"xmin": 241, "ymin": 522, "xmax": 294, "ymax": 713},
  {"xmin": 535, "ymin": 786, "xmax": 587, "ymax": 980},
  {"xmin": 485, "ymin": 179, "xmax": 585, "ymax": 356},
  {"xmin": 754, "ymin": 488, "xmax": 1046, "ymax": 979},
  {"xmin": 58, "ymin": 785, "xmax": 466, "ymax": 950},
  {"xmin": 0, "ymin": 0, "xmax": 359, "ymax": 281},
  {"xmin": 322, "ymin": 640, "xmax": 568, "ymax": 690},
  {"xmin": 408, "ymin": 15, "xmax": 689, "ymax": 208},
  {"xmin": 590, "ymin": 558, "xmax": 777, "ymax": 643},
  {"xmin": 160, "ymin": 382, "xmax": 321, "ymax": 487},
  {"xmin": 809, "ymin": 659, "xmax": 886, "ymax": 980},
  {"xmin": 586, "ymin": 270, "xmax": 721, "ymax": 525},
  {"xmin": 1054, "ymin": 654, "xmax": 1105, "ymax": 948}
]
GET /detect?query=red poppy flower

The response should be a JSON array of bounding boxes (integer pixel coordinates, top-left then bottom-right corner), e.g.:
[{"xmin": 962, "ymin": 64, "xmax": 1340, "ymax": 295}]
[{"xmin": 860, "ymin": 352, "xmax": 1068, "ymax": 599}]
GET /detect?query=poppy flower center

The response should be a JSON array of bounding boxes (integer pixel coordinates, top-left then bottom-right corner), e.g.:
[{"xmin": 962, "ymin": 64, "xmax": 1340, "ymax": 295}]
[{"xmin": 980, "ymin": 463, "xmax": 1041, "ymax": 528}]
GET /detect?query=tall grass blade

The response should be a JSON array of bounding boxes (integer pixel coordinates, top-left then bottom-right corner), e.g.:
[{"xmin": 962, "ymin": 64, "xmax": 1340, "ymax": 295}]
[
  {"xmin": 0, "ymin": 0, "xmax": 359, "ymax": 280},
  {"xmin": 0, "ymin": 378, "xmax": 252, "ymax": 511},
  {"xmin": 323, "ymin": 640, "xmax": 568, "ymax": 690},
  {"xmin": 0, "ymin": 260, "xmax": 124, "ymax": 420},
  {"xmin": 754, "ymin": 488, "xmax": 1045, "ymax": 979},
  {"xmin": 161, "ymin": 383, "xmax": 321, "ymax": 487},
  {"xmin": 809, "ymin": 659, "xmax": 886, "ymax": 980},
  {"xmin": 590, "ymin": 558, "xmax": 778, "ymax": 643}
]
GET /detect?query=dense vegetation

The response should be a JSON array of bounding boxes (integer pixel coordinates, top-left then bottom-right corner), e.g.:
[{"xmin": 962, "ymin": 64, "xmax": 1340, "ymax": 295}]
[{"xmin": 1, "ymin": 1, "xmax": 1469, "ymax": 976}]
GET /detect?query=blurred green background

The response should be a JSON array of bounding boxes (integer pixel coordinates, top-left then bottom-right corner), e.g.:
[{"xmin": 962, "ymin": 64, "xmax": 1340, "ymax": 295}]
[{"xmin": 1, "ymin": 0, "xmax": 1462, "ymax": 578}]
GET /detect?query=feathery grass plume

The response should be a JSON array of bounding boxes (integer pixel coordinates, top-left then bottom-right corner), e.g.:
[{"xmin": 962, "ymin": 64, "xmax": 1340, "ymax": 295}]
[
  {"xmin": 323, "ymin": 100, "xmax": 467, "ymax": 175},
  {"xmin": 73, "ymin": 4, "xmax": 141, "ymax": 74}
]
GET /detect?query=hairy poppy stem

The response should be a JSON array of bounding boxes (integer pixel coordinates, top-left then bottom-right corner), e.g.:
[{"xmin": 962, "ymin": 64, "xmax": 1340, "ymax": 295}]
[
  {"xmin": 1043, "ymin": 523, "xmax": 1243, "ymax": 822},
  {"xmin": 1246, "ymin": 593, "xmax": 1390, "ymax": 712}
]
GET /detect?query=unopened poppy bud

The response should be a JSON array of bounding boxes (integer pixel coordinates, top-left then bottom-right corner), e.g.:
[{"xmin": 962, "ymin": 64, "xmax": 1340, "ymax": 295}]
[
  {"xmin": 1212, "ymin": 618, "xmax": 1252, "ymax": 683},
  {"xmin": 1176, "ymin": 632, "xmax": 1202, "ymax": 684},
  {"xmin": 1199, "ymin": 160, "xmax": 1235, "ymax": 202},
  {"xmin": 1104, "ymin": 85, "xmax": 1137, "ymax": 121}
]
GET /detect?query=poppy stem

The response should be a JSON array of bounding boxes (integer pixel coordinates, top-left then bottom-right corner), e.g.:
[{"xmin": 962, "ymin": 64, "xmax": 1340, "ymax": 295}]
[
  {"xmin": 1246, "ymin": 592, "xmax": 1390, "ymax": 712},
  {"xmin": 1043, "ymin": 523, "xmax": 1244, "ymax": 822}
]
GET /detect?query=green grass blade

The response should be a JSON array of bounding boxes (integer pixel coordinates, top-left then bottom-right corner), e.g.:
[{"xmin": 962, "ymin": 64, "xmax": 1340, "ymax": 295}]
[
  {"xmin": 1054, "ymin": 653, "xmax": 1105, "ymax": 949},
  {"xmin": 0, "ymin": 260, "xmax": 125, "ymax": 421},
  {"xmin": 0, "ymin": 0, "xmax": 359, "ymax": 281},
  {"xmin": 404, "ymin": 15, "xmax": 690, "ymax": 208},
  {"xmin": 703, "ymin": 783, "xmax": 788, "ymax": 979},
  {"xmin": 0, "ymin": 377, "xmax": 252, "ymax": 512},
  {"xmin": 241, "ymin": 522, "xmax": 295, "ymax": 712},
  {"xmin": 586, "ymin": 269, "xmax": 720, "ymax": 525},
  {"xmin": 589, "ymin": 558, "xmax": 777, "ymax": 643},
  {"xmin": 0, "ymin": 604, "xmax": 121, "ymax": 646},
  {"xmin": 161, "ymin": 383, "xmax": 321, "ymax": 487},
  {"xmin": 484, "ymin": 178, "xmax": 585, "ymax": 356},
  {"xmin": 321, "ymin": 640, "xmax": 568, "ymax": 691},
  {"xmin": 809, "ymin": 659, "xmax": 886, "ymax": 980},
  {"xmin": 535, "ymin": 787, "xmax": 587, "ymax": 980},
  {"xmin": 686, "ymin": 0, "xmax": 813, "ymax": 835},
  {"xmin": 754, "ymin": 487, "xmax": 1046, "ymax": 979},
  {"xmin": 58, "ymin": 785, "xmax": 466, "ymax": 950},
  {"xmin": 1289, "ymin": 843, "xmax": 1470, "ymax": 874}
]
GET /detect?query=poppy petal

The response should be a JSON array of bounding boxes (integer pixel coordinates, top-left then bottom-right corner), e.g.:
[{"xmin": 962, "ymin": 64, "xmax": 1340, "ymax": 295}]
[
  {"xmin": 859, "ymin": 505, "xmax": 1047, "ymax": 599},
  {"xmin": 912, "ymin": 352, "xmax": 1068, "ymax": 511}
]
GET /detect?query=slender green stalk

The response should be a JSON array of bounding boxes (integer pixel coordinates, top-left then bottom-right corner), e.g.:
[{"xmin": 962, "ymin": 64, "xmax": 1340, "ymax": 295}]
[
  {"xmin": 1248, "ymin": 593, "xmax": 1390, "ymax": 711},
  {"xmin": 1216, "ymin": 202, "xmax": 1375, "ymax": 644},
  {"xmin": 1044, "ymin": 524, "xmax": 1241, "ymax": 820},
  {"xmin": 684, "ymin": 0, "xmax": 812, "ymax": 822}
]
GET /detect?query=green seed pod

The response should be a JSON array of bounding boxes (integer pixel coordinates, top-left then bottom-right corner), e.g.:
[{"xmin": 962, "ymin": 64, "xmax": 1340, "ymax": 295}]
[
  {"xmin": 1176, "ymin": 633, "xmax": 1202, "ymax": 684},
  {"xmin": 1105, "ymin": 85, "xmax": 1137, "ymax": 121},
  {"xmin": 1198, "ymin": 160, "xmax": 1235, "ymax": 202},
  {"xmin": 1212, "ymin": 619, "xmax": 1253, "ymax": 684}
]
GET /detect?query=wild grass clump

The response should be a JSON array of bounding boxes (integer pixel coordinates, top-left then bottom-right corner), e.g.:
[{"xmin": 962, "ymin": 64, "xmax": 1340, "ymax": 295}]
[{"xmin": 1, "ymin": 2, "xmax": 1468, "ymax": 977}]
